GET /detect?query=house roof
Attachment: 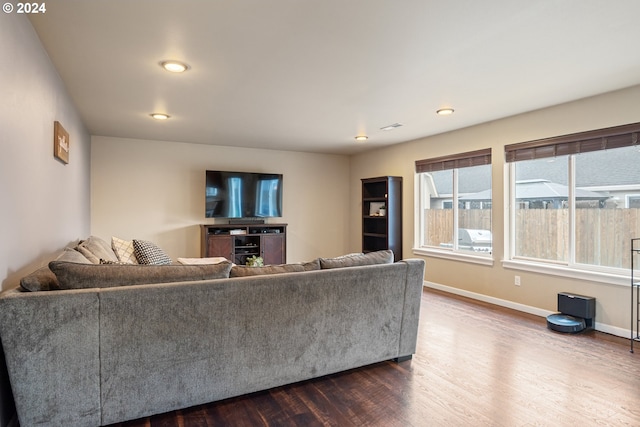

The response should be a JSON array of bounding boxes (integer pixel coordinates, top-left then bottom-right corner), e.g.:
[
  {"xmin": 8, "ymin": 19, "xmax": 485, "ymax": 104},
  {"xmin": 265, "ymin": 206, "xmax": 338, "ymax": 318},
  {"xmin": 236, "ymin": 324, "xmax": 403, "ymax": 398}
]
[
  {"xmin": 515, "ymin": 146, "xmax": 640, "ymax": 187},
  {"xmin": 431, "ymin": 145, "xmax": 640, "ymax": 195},
  {"xmin": 459, "ymin": 180, "xmax": 609, "ymax": 202},
  {"xmin": 26, "ymin": 1, "xmax": 640, "ymax": 154}
]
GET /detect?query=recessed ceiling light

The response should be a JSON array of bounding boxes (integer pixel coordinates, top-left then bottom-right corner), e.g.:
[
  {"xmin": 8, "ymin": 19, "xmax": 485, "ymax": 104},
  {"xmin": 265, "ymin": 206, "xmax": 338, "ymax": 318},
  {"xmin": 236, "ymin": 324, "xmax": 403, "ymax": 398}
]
[
  {"xmin": 150, "ymin": 113, "xmax": 170, "ymax": 120},
  {"xmin": 355, "ymin": 136, "xmax": 368, "ymax": 141},
  {"xmin": 380, "ymin": 123, "xmax": 403, "ymax": 131},
  {"xmin": 160, "ymin": 60, "xmax": 189, "ymax": 73},
  {"xmin": 436, "ymin": 108, "xmax": 455, "ymax": 116}
]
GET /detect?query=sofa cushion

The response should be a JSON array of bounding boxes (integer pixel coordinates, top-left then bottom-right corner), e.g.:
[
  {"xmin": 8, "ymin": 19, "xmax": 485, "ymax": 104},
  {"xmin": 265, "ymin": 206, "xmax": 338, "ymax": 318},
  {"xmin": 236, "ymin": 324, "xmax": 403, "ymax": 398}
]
[
  {"xmin": 230, "ymin": 263, "xmax": 306, "ymax": 277},
  {"xmin": 20, "ymin": 266, "xmax": 59, "ymax": 292},
  {"xmin": 132, "ymin": 240, "xmax": 172, "ymax": 265},
  {"xmin": 111, "ymin": 236, "xmax": 138, "ymax": 264},
  {"xmin": 301, "ymin": 258, "xmax": 321, "ymax": 271},
  {"xmin": 49, "ymin": 261, "xmax": 232, "ymax": 289},
  {"xmin": 19, "ymin": 248, "xmax": 92, "ymax": 292},
  {"xmin": 77, "ymin": 236, "xmax": 118, "ymax": 264},
  {"xmin": 319, "ymin": 249, "xmax": 394, "ymax": 269}
]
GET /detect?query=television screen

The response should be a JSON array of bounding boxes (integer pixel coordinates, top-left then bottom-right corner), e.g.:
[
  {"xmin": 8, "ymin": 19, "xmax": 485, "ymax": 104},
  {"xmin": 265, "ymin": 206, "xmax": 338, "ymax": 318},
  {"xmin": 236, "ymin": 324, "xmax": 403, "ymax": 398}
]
[{"xmin": 205, "ymin": 171, "xmax": 283, "ymax": 218}]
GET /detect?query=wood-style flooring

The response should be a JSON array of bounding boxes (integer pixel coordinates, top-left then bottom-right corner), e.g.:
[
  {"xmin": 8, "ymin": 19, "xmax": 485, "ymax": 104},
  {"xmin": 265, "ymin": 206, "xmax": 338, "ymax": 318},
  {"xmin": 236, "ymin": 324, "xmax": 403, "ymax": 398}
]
[{"xmin": 110, "ymin": 288, "xmax": 640, "ymax": 427}]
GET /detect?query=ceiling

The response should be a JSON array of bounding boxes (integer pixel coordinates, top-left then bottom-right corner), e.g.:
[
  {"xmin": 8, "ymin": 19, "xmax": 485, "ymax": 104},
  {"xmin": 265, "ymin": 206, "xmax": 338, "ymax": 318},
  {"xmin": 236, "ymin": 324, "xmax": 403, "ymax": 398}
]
[{"xmin": 29, "ymin": 0, "xmax": 640, "ymax": 155}]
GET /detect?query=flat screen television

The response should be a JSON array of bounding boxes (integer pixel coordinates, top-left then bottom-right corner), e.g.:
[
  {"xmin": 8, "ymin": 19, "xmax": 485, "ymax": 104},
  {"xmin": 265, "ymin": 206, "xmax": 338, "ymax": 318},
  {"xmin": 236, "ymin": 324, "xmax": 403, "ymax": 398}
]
[{"xmin": 205, "ymin": 170, "xmax": 283, "ymax": 218}]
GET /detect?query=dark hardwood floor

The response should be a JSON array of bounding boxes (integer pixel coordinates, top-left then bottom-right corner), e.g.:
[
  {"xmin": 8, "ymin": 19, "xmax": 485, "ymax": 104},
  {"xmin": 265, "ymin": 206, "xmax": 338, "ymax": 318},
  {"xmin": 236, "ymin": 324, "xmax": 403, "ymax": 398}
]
[{"xmin": 111, "ymin": 288, "xmax": 640, "ymax": 427}]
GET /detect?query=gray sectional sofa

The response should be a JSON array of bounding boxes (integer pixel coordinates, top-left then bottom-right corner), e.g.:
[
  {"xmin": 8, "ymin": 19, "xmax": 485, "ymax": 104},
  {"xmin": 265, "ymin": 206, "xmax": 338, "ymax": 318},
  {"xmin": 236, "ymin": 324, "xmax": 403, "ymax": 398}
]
[{"xmin": 0, "ymin": 236, "xmax": 425, "ymax": 427}]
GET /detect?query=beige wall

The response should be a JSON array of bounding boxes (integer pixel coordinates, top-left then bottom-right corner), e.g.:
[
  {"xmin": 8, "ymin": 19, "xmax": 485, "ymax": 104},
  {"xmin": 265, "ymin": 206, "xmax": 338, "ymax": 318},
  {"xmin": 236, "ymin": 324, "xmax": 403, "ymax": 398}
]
[
  {"xmin": 349, "ymin": 84, "xmax": 640, "ymax": 335},
  {"xmin": 0, "ymin": 14, "xmax": 91, "ymax": 292},
  {"xmin": 91, "ymin": 137, "xmax": 350, "ymax": 263}
]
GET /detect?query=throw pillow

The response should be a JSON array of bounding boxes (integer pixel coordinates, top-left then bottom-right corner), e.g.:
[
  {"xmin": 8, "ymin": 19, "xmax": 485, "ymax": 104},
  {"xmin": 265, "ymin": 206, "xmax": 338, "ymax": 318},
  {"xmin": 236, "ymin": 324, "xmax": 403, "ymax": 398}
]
[
  {"xmin": 57, "ymin": 247, "xmax": 92, "ymax": 264},
  {"xmin": 76, "ymin": 236, "xmax": 119, "ymax": 264},
  {"xmin": 20, "ymin": 266, "xmax": 60, "ymax": 292},
  {"xmin": 49, "ymin": 261, "xmax": 232, "ymax": 290},
  {"xmin": 319, "ymin": 249, "xmax": 394, "ymax": 269},
  {"xmin": 230, "ymin": 263, "xmax": 305, "ymax": 277},
  {"xmin": 132, "ymin": 239, "xmax": 172, "ymax": 265},
  {"xmin": 19, "ymin": 248, "xmax": 92, "ymax": 292},
  {"xmin": 111, "ymin": 236, "xmax": 138, "ymax": 264}
]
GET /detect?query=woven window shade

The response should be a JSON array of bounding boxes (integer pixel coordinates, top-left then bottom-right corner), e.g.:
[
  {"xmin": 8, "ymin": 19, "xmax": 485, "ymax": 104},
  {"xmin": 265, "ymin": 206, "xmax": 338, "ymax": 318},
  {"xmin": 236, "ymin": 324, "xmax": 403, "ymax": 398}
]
[
  {"xmin": 505, "ymin": 122, "xmax": 640, "ymax": 163},
  {"xmin": 415, "ymin": 148, "xmax": 491, "ymax": 173}
]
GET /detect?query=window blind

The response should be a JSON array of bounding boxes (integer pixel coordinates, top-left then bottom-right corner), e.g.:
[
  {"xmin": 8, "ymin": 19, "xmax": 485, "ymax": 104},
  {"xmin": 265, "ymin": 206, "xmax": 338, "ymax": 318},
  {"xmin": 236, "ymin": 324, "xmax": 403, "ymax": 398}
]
[
  {"xmin": 505, "ymin": 122, "xmax": 640, "ymax": 163},
  {"xmin": 415, "ymin": 148, "xmax": 491, "ymax": 173}
]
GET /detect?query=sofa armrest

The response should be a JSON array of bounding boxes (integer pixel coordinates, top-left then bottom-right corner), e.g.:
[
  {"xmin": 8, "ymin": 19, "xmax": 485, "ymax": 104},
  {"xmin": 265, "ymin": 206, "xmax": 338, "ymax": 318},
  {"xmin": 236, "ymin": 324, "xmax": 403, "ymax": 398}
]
[
  {"xmin": 0, "ymin": 288, "xmax": 101, "ymax": 427},
  {"xmin": 397, "ymin": 259, "xmax": 425, "ymax": 357}
]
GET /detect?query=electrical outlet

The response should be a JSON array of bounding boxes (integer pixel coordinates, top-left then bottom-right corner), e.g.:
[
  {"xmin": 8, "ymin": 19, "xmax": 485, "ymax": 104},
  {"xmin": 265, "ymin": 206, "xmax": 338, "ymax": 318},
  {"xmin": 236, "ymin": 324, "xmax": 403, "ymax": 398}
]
[{"xmin": 514, "ymin": 275, "xmax": 521, "ymax": 286}]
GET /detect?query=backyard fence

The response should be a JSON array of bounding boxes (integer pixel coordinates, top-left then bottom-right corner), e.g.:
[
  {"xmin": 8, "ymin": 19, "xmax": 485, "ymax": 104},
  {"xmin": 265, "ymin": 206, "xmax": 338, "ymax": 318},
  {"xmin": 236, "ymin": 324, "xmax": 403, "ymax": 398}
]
[{"xmin": 425, "ymin": 208, "xmax": 640, "ymax": 269}]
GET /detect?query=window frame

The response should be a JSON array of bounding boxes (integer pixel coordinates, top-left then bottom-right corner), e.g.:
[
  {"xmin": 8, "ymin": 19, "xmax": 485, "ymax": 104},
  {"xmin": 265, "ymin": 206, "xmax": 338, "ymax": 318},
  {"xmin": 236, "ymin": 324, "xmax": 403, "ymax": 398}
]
[
  {"xmin": 503, "ymin": 122, "xmax": 640, "ymax": 286},
  {"xmin": 413, "ymin": 149, "xmax": 494, "ymax": 266}
]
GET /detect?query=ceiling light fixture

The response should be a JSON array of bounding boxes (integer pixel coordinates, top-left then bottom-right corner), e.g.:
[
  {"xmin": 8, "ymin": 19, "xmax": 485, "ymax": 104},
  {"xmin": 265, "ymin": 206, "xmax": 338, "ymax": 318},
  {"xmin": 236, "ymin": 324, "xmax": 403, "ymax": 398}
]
[
  {"xmin": 380, "ymin": 123, "xmax": 403, "ymax": 131},
  {"xmin": 436, "ymin": 108, "xmax": 455, "ymax": 116},
  {"xmin": 355, "ymin": 136, "xmax": 368, "ymax": 141},
  {"xmin": 160, "ymin": 60, "xmax": 190, "ymax": 73},
  {"xmin": 150, "ymin": 113, "xmax": 170, "ymax": 120}
]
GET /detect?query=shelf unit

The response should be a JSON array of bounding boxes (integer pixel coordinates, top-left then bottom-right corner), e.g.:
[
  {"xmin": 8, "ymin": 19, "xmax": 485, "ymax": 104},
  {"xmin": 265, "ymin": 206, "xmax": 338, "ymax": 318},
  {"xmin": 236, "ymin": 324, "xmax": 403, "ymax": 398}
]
[
  {"xmin": 361, "ymin": 176, "xmax": 402, "ymax": 261},
  {"xmin": 631, "ymin": 238, "xmax": 640, "ymax": 352},
  {"xmin": 201, "ymin": 223, "xmax": 287, "ymax": 266}
]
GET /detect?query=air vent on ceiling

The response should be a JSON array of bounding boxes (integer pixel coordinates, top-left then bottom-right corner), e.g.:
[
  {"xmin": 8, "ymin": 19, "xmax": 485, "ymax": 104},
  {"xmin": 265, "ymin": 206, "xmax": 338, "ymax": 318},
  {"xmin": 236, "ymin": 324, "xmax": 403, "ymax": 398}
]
[{"xmin": 380, "ymin": 123, "xmax": 403, "ymax": 131}]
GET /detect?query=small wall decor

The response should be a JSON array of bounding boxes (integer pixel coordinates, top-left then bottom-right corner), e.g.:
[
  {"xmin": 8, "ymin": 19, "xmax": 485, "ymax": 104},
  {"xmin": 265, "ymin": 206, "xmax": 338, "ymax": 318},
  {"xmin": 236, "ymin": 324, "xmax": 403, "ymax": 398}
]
[{"xmin": 53, "ymin": 121, "xmax": 69, "ymax": 164}]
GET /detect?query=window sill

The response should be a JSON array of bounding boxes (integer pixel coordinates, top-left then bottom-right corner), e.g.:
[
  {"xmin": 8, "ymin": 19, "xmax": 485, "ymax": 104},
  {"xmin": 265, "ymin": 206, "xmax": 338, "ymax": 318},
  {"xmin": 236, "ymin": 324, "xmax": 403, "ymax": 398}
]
[
  {"xmin": 412, "ymin": 247, "xmax": 494, "ymax": 266},
  {"xmin": 501, "ymin": 259, "xmax": 629, "ymax": 287}
]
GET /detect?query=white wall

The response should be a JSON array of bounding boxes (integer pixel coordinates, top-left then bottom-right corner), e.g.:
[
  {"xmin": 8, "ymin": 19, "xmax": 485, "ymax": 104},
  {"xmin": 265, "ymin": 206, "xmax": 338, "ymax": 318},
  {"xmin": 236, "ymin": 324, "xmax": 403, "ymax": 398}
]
[
  {"xmin": 91, "ymin": 137, "xmax": 350, "ymax": 262},
  {"xmin": 350, "ymin": 84, "xmax": 640, "ymax": 334},
  {"xmin": 0, "ymin": 14, "xmax": 91, "ymax": 426}
]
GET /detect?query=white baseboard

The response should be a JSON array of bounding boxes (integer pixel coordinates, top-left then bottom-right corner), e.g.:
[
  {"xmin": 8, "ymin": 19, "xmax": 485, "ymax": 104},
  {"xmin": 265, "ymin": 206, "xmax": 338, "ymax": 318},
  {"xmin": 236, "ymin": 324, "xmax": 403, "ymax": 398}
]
[{"xmin": 423, "ymin": 281, "xmax": 630, "ymax": 339}]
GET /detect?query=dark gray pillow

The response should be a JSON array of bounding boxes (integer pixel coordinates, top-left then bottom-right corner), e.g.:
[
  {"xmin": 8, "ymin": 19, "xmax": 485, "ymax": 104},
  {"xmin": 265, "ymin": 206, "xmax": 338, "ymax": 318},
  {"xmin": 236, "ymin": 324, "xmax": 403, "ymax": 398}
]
[
  {"xmin": 20, "ymin": 266, "xmax": 60, "ymax": 292},
  {"xmin": 230, "ymin": 263, "xmax": 305, "ymax": 277},
  {"xmin": 319, "ymin": 249, "xmax": 394, "ymax": 269},
  {"xmin": 49, "ymin": 261, "xmax": 232, "ymax": 289},
  {"xmin": 19, "ymin": 248, "xmax": 92, "ymax": 292}
]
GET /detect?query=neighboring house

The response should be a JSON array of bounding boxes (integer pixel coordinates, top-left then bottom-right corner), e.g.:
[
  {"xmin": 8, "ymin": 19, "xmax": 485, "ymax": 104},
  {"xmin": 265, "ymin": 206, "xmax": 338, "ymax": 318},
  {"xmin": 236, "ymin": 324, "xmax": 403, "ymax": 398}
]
[
  {"xmin": 427, "ymin": 147, "xmax": 640, "ymax": 209},
  {"xmin": 460, "ymin": 180, "xmax": 609, "ymax": 209}
]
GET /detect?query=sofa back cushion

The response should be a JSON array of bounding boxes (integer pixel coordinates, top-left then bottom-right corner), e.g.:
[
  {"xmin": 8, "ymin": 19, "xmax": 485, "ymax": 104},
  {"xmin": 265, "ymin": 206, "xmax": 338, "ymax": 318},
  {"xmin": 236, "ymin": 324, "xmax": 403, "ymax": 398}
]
[
  {"xmin": 20, "ymin": 248, "xmax": 92, "ymax": 292},
  {"xmin": 319, "ymin": 249, "xmax": 394, "ymax": 269},
  {"xmin": 230, "ymin": 263, "xmax": 305, "ymax": 277},
  {"xmin": 49, "ymin": 261, "xmax": 232, "ymax": 290},
  {"xmin": 20, "ymin": 266, "xmax": 59, "ymax": 292}
]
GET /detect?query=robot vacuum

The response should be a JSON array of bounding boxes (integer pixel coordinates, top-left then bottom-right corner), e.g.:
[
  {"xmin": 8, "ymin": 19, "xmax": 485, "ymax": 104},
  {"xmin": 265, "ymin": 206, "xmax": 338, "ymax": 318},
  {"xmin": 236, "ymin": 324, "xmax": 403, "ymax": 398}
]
[{"xmin": 546, "ymin": 313, "xmax": 587, "ymax": 333}]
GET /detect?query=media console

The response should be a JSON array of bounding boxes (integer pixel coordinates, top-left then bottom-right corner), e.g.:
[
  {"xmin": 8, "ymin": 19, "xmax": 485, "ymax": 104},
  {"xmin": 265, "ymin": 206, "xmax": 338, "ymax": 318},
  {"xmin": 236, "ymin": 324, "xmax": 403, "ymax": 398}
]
[{"xmin": 201, "ymin": 223, "xmax": 287, "ymax": 265}]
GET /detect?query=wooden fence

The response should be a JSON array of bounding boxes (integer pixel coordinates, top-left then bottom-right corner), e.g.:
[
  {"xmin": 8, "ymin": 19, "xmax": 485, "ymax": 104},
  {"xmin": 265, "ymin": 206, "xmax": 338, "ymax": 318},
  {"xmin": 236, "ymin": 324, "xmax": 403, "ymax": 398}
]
[{"xmin": 425, "ymin": 208, "xmax": 640, "ymax": 269}]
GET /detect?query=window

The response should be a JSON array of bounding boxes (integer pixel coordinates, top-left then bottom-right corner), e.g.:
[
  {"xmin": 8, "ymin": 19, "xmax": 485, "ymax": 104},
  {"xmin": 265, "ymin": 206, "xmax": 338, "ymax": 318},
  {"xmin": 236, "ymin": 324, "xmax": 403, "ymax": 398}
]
[
  {"xmin": 506, "ymin": 122, "xmax": 640, "ymax": 272},
  {"xmin": 415, "ymin": 149, "xmax": 492, "ymax": 257}
]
